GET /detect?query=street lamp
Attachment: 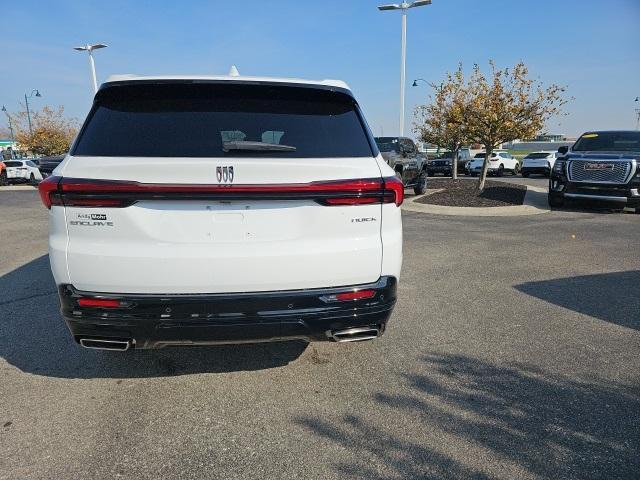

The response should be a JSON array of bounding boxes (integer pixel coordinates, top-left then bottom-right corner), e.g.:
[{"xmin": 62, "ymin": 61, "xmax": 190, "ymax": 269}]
[
  {"xmin": 635, "ymin": 97, "xmax": 640, "ymax": 130},
  {"xmin": 1, "ymin": 106, "xmax": 15, "ymax": 143},
  {"xmin": 378, "ymin": 0, "xmax": 432, "ymax": 136},
  {"xmin": 412, "ymin": 78, "xmax": 442, "ymax": 90},
  {"xmin": 73, "ymin": 43, "xmax": 108, "ymax": 93},
  {"xmin": 24, "ymin": 89, "xmax": 41, "ymax": 135}
]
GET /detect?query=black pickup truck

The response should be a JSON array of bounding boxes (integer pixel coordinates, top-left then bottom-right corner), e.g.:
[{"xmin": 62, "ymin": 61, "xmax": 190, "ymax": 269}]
[
  {"xmin": 374, "ymin": 137, "xmax": 428, "ymax": 195},
  {"xmin": 35, "ymin": 155, "xmax": 65, "ymax": 178},
  {"xmin": 548, "ymin": 131, "xmax": 640, "ymax": 213}
]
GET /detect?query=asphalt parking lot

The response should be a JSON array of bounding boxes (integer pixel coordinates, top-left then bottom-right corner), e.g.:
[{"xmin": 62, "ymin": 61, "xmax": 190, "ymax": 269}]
[{"xmin": 1, "ymin": 189, "xmax": 638, "ymax": 480}]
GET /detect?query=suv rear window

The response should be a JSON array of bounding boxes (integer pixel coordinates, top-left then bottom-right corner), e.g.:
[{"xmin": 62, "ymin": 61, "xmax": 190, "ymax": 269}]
[
  {"xmin": 4, "ymin": 161, "xmax": 22, "ymax": 167},
  {"xmin": 525, "ymin": 153, "xmax": 551, "ymax": 159},
  {"xmin": 72, "ymin": 83, "xmax": 375, "ymax": 158},
  {"xmin": 374, "ymin": 137, "xmax": 400, "ymax": 153}
]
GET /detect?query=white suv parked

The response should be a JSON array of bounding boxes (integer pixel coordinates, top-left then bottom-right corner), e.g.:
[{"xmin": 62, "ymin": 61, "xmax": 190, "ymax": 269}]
[
  {"xmin": 520, "ymin": 151, "xmax": 559, "ymax": 177},
  {"xmin": 468, "ymin": 151, "xmax": 520, "ymax": 177},
  {"xmin": 39, "ymin": 75, "xmax": 403, "ymax": 351},
  {"xmin": 4, "ymin": 159, "xmax": 42, "ymax": 184}
]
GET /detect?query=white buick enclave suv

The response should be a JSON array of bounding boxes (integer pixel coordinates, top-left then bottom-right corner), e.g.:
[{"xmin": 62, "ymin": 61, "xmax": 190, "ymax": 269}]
[{"xmin": 39, "ymin": 75, "xmax": 403, "ymax": 351}]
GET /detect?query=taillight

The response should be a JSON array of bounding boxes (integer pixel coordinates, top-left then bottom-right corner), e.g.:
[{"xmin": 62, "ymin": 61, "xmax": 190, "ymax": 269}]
[
  {"xmin": 383, "ymin": 176, "xmax": 404, "ymax": 206},
  {"xmin": 78, "ymin": 298, "xmax": 122, "ymax": 308},
  {"xmin": 37, "ymin": 177, "xmax": 404, "ymax": 208},
  {"xmin": 38, "ymin": 175, "xmax": 62, "ymax": 209}
]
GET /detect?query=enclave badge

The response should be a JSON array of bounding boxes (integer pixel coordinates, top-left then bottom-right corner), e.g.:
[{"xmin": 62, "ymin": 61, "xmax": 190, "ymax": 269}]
[{"xmin": 216, "ymin": 166, "xmax": 234, "ymax": 183}]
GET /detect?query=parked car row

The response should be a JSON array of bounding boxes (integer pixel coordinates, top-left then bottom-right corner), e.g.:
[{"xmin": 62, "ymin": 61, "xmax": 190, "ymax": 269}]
[
  {"xmin": 0, "ymin": 155, "xmax": 66, "ymax": 186},
  {"xmin": 423, "ymin": 150, "xmax": 564, "ymax": 179}
]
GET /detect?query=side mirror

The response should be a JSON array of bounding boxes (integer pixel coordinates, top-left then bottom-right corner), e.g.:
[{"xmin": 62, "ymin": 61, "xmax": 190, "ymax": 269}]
[{"xmin": 558, "ymin": 146, "xmax": 568, "ymax": 155}]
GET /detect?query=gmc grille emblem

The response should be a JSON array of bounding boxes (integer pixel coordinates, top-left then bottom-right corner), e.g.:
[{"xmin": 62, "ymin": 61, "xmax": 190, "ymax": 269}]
[
  {"xmin": 216, "ymin": 166, "xmax": 234, "ymax": 183},
  {"xmin": 584, "ymin": 163, "xmax": 613, "ymax": 171}
]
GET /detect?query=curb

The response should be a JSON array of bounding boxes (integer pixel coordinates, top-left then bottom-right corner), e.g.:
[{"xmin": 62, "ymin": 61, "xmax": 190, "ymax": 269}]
[
  {"xmin": 402, "ymin": 185, "xmax": 550, "ymax": 217},
  {"xmin": 0, "ymin": 185, "xmax": 38, "ymax": 192}
]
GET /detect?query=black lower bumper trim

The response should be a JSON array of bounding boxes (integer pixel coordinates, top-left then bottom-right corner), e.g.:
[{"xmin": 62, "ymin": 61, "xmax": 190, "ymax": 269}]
[
  {"xmin": 548, "ymin": 176, "xmax": 640, "ymax": 208},
  {"xmin": 521, "ymin": 167, "xmax": 549, "ymax": 175},
  {"xmin": 58, "ymin": 276, "xmax": 397, "ymax": 349}
]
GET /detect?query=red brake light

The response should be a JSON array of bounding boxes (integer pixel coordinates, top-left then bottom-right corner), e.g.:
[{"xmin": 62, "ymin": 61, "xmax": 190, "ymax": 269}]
[
  {"xmin": 38, "ymin": 175, "xmax": 62, "ymax": 209},
  {"xmin": 78, "ymin": 298, "xmax": 121, "ymax": 308},
  {"xmin": 40, "ymin": 177, "xmax": 403, "ymax": 208},
  {"xmin": 335, "ymin": 290, "xmax": 376, "ymax": 301},
  {"xmin": 383, "ymin": 176, "xmax": 404, "ymax": 206}
]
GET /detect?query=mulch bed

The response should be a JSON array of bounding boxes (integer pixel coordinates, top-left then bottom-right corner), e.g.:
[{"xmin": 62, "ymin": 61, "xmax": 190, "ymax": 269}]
[{"xmin": 416, "ymin": 179, "xmax": 526, "ymax": 207}]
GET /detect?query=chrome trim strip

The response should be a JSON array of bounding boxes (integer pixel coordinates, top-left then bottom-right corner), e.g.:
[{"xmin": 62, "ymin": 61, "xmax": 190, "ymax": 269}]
[
  {"xmin": 564, "ymin": 193, "xmax": 627, "ymax": 203},
  {"xmin": 79, "ymin": 338, "xmax": 132, "ymax": 351}
]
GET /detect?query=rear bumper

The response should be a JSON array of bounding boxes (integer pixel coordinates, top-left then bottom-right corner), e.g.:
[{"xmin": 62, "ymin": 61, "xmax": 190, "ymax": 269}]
[
  {"xmin": 521, "ymin": 166, "xmax": 550, "ymax": 175},
  {"xmin": 427, "ymin": 166, "xmax": 452, "ymax": 175},
  {"xmin": 58, "ymin": 276, "xmax": 397, "ymax": 349}
]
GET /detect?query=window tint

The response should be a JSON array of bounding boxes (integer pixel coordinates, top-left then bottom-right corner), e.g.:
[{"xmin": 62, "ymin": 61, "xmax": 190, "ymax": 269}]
[
  {"xmin": 4, "ymin": 161, "xmax": 21, "ymax": 167},
  {"xmin": 400, "ymin": 139, "xmax": 416, "ymax": 155},
  {"xmin": 573, "ymin": 131, "xmax": 640, "ymax": 152},
  {"xmin": 73, "ymin": 83, "xmax": 374, "ymax": 158},
  {"xmin": 525, "ymin": 153, "xmax": 551, "ymax": 159},
  {"xmin": 374, "ymin": 137, "xmax": 400, "ymax": 153}
]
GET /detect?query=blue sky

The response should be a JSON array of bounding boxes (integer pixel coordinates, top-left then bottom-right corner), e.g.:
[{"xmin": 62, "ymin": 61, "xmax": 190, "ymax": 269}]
[{"xmin": 1, "ymin": 0, "xmax": 639, "ymax": 138}]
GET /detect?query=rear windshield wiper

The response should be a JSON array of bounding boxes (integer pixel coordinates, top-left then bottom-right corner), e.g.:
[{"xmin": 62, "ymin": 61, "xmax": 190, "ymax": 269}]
[{"xmin": 222, "ymin": 141, "xmax": 296, "ymax": 153}]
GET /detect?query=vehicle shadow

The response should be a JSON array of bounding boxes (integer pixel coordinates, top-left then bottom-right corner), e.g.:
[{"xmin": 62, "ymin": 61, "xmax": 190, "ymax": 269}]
[
  {"xmin": 295, "ymin": 353, "xmax": 640, "ymax": 479},
  {"xmin": 515, "ymin": 271, "xmax": 640, "ymax": 331},
  {"xmin": 0, "ymin": 255, "xmax": 307, "ymax": 379}
]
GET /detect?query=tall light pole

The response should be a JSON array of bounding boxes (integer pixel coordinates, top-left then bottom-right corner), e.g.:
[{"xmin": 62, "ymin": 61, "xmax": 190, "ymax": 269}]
[
  {"xmin": 378, "ymin": 0, "xmax": 432, "ymax": 137},
  {"xmin": 73, "ymin": 43, "xmax": 108, "ymax": 93},
  {"xmin": 1, "ymin": 106, "xmax": 15, "ymax": 143},
  {"xmin": 24, "ymin": 89, "xmax": 41, "ymax": 135},
  {"xmin": 635, "ymin": 97, "xmax": 639, "ymax": 130}
]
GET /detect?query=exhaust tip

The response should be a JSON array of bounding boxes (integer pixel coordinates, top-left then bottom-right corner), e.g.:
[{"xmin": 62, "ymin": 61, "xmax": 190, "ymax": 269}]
[
  {"xmin": 328, "ymin": 326, "xmax": 380, "ymax": 343},
  {"xmin": 79, "ymin": 338, "xmax": 132, "ymax": 351}
]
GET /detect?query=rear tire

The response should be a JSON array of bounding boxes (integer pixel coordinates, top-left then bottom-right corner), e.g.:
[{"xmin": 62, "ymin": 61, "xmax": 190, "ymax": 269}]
[
  {"xmin": 513, "ymin": 164, "xmax": 520, "ymax": 175},
  {"xmin": 413, "ymin": 172, "xmax": 427, "ymax": 195},
  {"xmin": 29, "ymin": 173, "xmax": 35, "ymax": 184},
  {"xmin": 0, "ymin": 171, "xmax": 7, "ymax": 186},
  {"xmin": 497, "ymin": 165, "xmax": 504, "ymax": 177}
]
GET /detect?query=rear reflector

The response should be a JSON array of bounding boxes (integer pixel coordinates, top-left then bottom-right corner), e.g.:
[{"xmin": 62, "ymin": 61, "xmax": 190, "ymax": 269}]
[
  {"xmin": 336, "ymin": 290, "xmax": 376, "ymax": 301},
  {"xmin": 38, "ymin": 176, "xmax": 405, "ymax": 208},
  {"xmin": 78, "ymin": 298, "xmax": 121, "ymax": 308},
  {"xmin": 321, "ymin": 289, "xmax": 376, "ymax": 303}
]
